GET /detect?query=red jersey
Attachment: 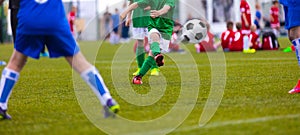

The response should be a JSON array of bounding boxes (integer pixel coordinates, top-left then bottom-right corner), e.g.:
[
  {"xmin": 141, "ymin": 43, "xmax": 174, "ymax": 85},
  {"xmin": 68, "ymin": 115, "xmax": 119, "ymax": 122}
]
[
  {"xmin": 221, "ymin": 29, "xmax": 235, "ymax": 49},
  {"xmin": 198, "ymin": 32, "xmax": 216, "ymax": 52},
  {"xmin": 240, "ymin": 0, "xmax": 251, "ymax": 35},
  {"xmin": 270, "ymin": 5, "xmax": 280, "ymax": 28},
  {"xmin": 68, "ymin": 11, "xmax": 76, "ymax": 33},
  {"xmin": 249, "ymin": 31, "xmax": 260, "ymax": 50},
  {"xmin": 229, "ymin": 30, "xmax": 243, "ymax": 51}
]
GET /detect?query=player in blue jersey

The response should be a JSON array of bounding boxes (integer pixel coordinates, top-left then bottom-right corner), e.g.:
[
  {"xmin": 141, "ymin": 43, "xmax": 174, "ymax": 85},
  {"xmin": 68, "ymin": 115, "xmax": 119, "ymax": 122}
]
[
  {"xmin": 280, "ymin": 0, "xmax": 300, "ymax": 94},
  {"xmin": 0, "ymin": 0, "xmax": 120, "ymax": 120}
]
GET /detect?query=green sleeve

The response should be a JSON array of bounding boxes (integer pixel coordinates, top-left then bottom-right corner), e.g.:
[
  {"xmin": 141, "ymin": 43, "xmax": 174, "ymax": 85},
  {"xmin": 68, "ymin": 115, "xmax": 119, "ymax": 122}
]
[
  {"xmin": 165, "ymin": 0, "xmax": 175, "ymax": 8},
  {"xmin": 137, "ymin": 0, "xmax": 149, "ymax": 8}
]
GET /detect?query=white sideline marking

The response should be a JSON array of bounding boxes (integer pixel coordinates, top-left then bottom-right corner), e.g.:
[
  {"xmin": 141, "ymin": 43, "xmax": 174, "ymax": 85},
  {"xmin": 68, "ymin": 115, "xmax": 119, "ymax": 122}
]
[
  {"xmin": 125, "ymin": 114, "xmax": 300, "ymax": 135},
  {"xmin": 176, "ymin": 113, "xmax": 300, "ymax": 133}
]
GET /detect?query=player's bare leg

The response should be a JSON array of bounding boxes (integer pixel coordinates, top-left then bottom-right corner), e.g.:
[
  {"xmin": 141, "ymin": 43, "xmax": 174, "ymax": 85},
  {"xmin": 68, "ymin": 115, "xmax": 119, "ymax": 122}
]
[
  {"xmin": 288, "ymin": 26, "xmax": 300, "ymax": 94},
  {"xmin": 65, "ymin": 52, "xmax": 120, "ymax": 116}
]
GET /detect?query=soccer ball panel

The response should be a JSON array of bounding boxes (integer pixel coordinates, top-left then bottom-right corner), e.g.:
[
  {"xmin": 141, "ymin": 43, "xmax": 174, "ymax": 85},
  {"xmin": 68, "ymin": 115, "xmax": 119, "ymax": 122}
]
[{"xmin": 181, "ymin": 19, "xmax": 207, "ymax": 44}]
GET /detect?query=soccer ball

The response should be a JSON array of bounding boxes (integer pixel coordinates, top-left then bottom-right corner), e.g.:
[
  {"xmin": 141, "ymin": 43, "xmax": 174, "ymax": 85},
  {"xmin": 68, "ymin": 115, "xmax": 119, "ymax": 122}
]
[{"xmin": 181, "ymin": 19, "xmax": 207, "ymax": 44}]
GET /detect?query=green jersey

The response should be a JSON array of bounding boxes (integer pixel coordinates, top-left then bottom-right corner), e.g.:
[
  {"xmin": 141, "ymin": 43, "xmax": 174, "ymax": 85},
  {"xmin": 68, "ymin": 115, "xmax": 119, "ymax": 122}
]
[
  {"xmin": 137, "ymin": 0, "xmax": 175, "ymax": 40},
  {"xmin": 130, "ymin": 0, "xmax": 150, "ymax": 28}
]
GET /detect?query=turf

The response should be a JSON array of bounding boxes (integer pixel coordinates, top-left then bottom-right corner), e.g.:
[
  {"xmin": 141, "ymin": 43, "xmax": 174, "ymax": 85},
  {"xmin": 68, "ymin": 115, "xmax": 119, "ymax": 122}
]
[{"xmin": 0, "ymin": 37, "xmax": 299, "ymax": 135}]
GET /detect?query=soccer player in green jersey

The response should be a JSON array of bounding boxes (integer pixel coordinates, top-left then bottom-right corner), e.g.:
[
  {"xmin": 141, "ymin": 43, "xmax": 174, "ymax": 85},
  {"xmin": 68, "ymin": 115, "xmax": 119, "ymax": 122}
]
[
  {"xmin": 121, "ymin": 0, "xmax": 175, "ymax": 84},
  {"xmin": 126, "ymin": 0, "xmax": 160, "ymax": 76}
]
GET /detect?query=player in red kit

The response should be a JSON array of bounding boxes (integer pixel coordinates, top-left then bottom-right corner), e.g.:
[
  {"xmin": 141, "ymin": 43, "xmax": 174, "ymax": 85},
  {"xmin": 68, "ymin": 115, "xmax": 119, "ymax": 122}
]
[
  {"xmin": 240, "ymin": 0, "xmax": 251, "ymax": 35},
  {"xmin": 270, "ymin": 0, "xmax": 280, "ymax": 37},
  {"xmin": 221, "ymin": 21, "xmax": 235, "ymax": 52},
  {"xmin": 249, "ymin": 25, "xmax": 261, "ymax": 50},
  {"xmin": 68, "ymin": 6, "xmax": 77, "ymax": 37},
  {"xmin": 240, "ymin": 0, "xmax": 255, "ymax": 53},
  {"xmin": 229, "ymin": 22, "xmax": 243, "ymax": 51},
  {"xmin": 195, "ymin": 24, "xmax": 220, "ymax": 52}
]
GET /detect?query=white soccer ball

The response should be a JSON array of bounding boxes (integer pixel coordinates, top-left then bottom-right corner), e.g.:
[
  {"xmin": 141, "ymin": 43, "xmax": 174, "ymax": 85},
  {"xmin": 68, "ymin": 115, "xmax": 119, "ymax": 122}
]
[{"xmin": 181, "ymin": 19, "xmax": 207, "ymax": 44}]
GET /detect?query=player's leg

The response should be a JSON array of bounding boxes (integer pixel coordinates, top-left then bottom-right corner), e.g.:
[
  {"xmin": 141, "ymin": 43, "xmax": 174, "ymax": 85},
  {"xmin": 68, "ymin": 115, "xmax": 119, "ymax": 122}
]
[
  {"xmin": 288, "ymin": 26, "xmax": 300, "ymax": 94},
  {"xmin": 282, "ymin": 4, "xmax": 300, "ymax": 94},
  {"xmin": 132, "ymin": 39, "xmax": 145, "ymax": 75},
  {"xmin": 132, "ymin": 29, "xmax": 163, "ymax": 84},
  {"xmin": 65, "ymin": 52, "xmax": 120, "ymax": 115},
  {"xmin": 0, "ymin": 50, "xmax": 28, "ymax": 119}
]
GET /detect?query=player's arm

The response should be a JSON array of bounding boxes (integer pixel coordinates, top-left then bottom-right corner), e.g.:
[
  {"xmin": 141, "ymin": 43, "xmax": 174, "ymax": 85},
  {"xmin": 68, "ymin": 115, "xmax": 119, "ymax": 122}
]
[
  {"xmin": 242, "ymin": 13, "xmax": 249, "ymax": 27},
  {"xmin": 150, "ymin": 5, "xmax": 171, "ymax": 18},
  {"xmin": 125, "ymin": 0, "xmax": 133, "ymax": 26},
  {"xmin": 120, "ymin": 2, "xmax": 139, "ymax": 20}
]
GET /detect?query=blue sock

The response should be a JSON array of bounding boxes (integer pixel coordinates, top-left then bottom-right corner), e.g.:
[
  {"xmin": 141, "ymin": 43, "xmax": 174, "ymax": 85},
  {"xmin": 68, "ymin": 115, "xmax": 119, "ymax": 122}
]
[
  {"xmin": 81, "ymin": 66, "xmax": 112, "ymax": 106},
  {"xmin": 292, "ymin": 38, "xmax": 300, "ymax": 66},
  {"xmin": 0, "ymin": 68, "xmax": 19, "ymax": 110}
]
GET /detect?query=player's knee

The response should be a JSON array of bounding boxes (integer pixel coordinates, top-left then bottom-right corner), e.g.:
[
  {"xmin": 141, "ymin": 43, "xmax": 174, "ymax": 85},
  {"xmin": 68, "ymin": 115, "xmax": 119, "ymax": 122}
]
[
  {"xmin": 288, "ymin": 26, "xmax": 300, "ymax": 41},
  {"xmin": 150, "ymin": 33, "xmax": 160, "ymax": 42},
  {"xmin": 137, "ymin": 39, "xmax": 144, "ymax": 47}
]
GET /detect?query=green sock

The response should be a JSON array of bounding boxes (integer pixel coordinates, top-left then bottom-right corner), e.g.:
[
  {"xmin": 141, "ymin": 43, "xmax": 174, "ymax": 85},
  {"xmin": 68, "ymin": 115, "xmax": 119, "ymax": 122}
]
[
  {"xmin": 136, "ymin": 46, "xmax": 145, "ymax": 68},
  {"xmin": 150, "ymin": 42, "xmax": 161, "ymax": 56},
  {"xmin": 151, "ymin": 63, "xmax": 158, "ymax": 69},
  {"xmin": 138, "ymin": 56, "xmax": 156, "ymax": 76}
]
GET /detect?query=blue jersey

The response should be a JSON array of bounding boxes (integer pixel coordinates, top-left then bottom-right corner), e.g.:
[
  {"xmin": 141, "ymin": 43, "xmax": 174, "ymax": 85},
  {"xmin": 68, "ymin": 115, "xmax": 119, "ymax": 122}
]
[{"xmin": 17, "ymin": 0, "xmax": 70, "ymax": 35}]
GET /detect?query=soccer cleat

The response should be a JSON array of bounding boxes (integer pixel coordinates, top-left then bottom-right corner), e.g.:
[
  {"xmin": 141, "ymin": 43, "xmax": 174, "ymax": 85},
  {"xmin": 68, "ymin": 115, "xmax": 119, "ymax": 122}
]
[
  {"xmin": 103, "ymin": 99, "xmax": 120, "ymax": 118},
  {"xmin": 243, "ymin": 49, "xmax": 256, "ymax": 54},
  {"xmin": 0, "ymin": 107, "xmax": 11, "ymax": 120},
  {"xmin": 150, "ymin": 68, "xmax": 159, "ymax": 76},
  {"xmin": 132, "ymin": 68, "xmax": 140, "ymax": 76},
  {"xmin": 289, "ymin": 80, "xmax": 300, "ymax": 94},
  {"xmin": 154, "ymin": 54, "xmax": 164, "ymax": 67},
  {"xmin": 132, "ymin": 75, "xmax": 143, "ymax": 84}
]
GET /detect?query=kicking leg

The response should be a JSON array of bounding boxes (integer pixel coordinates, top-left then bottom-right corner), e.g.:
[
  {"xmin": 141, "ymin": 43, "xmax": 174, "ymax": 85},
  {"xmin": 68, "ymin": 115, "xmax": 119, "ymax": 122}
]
[
  {"xmin": 65, "ymin": 52, "xmax": 120, "ymax": 116},
  {"xmin": 288, "ymin": 26, "xmax": 300, "ymax": 94}
]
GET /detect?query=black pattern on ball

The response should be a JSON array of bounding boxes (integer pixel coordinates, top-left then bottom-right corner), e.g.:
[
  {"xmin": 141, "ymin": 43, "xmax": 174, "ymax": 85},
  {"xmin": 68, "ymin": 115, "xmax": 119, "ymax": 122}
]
[
  {"xmin": 195, "ymin": 33, "xmax": 203, "ymax": 40},
  {"xmin": 199, "ymin": 21, "xmax": 206, "ymax": 28},
  {"xmin": 186, "ymin": 23, "xmax": 194, "ymax": 30}
]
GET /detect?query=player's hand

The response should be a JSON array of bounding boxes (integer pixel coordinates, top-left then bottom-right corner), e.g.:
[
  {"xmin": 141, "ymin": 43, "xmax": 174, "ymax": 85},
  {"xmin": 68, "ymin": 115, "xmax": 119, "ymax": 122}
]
[
  {"xmin": 125, "ymin": 18, "xmax": 131, "ymax": 27},
  {"xmin": 144, "ymin": 6, "xmax": 151, "ymax": 10},
  {"xmin": 120, "ymin": 12, "xmax": 127, "ymax": 20},
  {"xmin": 150, "ymin": 10, "xmax": 160, "ymax": 18}
]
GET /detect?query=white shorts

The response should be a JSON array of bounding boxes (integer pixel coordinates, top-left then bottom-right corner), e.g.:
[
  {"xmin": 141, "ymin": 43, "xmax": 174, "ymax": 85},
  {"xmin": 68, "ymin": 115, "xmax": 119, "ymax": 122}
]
[
  {"xmin": 148, "ymin": 28, "xmax": 170, "ymax": 52},
  {"xmin": 132, "ymin": 27, "xmax": 148, "ymax": 40}
]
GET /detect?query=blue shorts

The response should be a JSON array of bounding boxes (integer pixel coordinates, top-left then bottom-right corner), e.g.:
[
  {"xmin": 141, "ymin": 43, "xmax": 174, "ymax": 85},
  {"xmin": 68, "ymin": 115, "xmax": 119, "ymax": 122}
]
[
  {"xmin": 15, "ymin": 32, "xmax": 80, "ymax": 59},
  {"xmin": 283, "ymin": 4, "xmax": 300, "ymax": 30}
]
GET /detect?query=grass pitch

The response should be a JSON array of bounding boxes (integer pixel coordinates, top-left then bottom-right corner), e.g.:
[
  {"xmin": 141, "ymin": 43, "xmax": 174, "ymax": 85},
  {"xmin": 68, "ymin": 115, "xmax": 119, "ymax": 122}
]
[{"xmin": 0, "ymin": 37, "xmax": 300, "ymax": 135}]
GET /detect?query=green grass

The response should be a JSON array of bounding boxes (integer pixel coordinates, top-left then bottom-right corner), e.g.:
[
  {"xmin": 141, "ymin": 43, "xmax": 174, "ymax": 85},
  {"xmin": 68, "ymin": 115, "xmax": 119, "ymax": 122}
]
[{"xmin": 0, "ymin": 38, "xmax": 299, "ymax": 135}]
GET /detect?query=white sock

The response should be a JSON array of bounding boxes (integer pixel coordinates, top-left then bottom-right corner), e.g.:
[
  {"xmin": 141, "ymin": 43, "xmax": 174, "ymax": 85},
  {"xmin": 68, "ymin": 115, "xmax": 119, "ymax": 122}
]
[
  {"xmin": 292, "ymin": 38, "xmax": 300, "ymax": 66},
  {"xmin": 80, "ymin": 66, "xmax": 112, "ymax": 106},
  {"xmin": 243, "ymin": 35, "xmax": 249, "ymax": 50},
  {"xmin": 0, "ymin": 68, "xmax": 19, "ymax": 110}
]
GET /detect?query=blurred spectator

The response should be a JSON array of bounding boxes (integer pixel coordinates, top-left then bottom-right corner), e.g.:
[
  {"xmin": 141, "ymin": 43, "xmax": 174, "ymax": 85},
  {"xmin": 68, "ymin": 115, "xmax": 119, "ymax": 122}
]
[
  {"xmin": 103, "ymin": 7, "xmax": 112, "ymax": 39},
  {"xmin": 249, "ymin": 25, "xmax": 261, "ymax": 50},
  {"xmin": 270, "ymin": 0, "xmax": 280, "ymax": 37},
  {"xmin": 120, "ymin": 2, "xmax": 130, "ymax": 43},
  {"xmin": 254, "ymin": 2, "xmax": 262, "ymax": 35},
  {"xmin": 220, "ymin": 21, "xmax": 235, "ymax": 52},
  {"xmin": 110, "ymin": 8, "xmax": 120, "ymax": 44}
]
